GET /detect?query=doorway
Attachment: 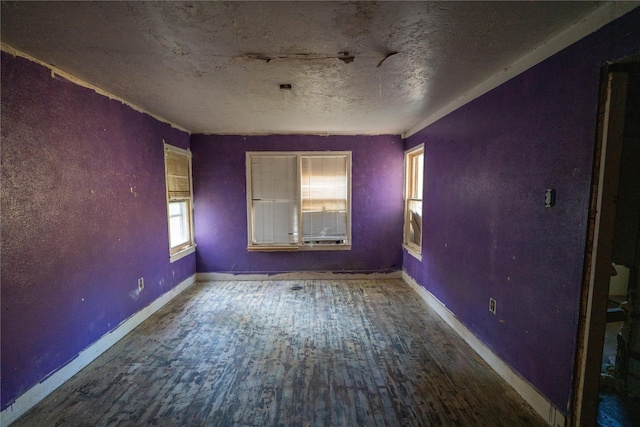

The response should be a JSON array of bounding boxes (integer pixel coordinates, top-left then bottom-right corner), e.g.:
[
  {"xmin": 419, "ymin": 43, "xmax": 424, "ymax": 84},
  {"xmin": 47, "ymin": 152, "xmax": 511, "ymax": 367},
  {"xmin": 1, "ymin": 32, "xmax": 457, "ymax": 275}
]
[{"xmin": 573, "ymin": 56, "xmax": 640, "ymax": 426}]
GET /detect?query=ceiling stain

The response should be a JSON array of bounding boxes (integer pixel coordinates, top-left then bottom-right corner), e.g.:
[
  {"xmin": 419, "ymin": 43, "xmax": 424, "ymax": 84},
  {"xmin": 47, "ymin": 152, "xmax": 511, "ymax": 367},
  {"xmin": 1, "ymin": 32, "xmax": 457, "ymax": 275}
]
[{"xmin": 0, "ymin": 1, "xmax": 611, "ymax": 134}]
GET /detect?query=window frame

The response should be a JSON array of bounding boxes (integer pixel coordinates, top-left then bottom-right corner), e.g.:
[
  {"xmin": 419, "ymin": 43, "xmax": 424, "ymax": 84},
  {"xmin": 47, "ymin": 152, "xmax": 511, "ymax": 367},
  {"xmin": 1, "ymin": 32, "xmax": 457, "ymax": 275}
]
[
  {"xmin": 403, "ymin": 144, "xmax": 424, "ymax": 260},
  {"xmin": 245, "ymin": 151, "xmax": 352, "ymax": 252},
  {"xmin": 164, "ymin": 143, "xmax": 196, "ymax": 262}
]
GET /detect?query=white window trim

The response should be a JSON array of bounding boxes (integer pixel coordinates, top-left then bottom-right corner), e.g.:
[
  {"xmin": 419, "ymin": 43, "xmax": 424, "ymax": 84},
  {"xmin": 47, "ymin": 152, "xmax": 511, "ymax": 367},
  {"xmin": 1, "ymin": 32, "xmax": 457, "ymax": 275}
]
[
  {"xmin": 164, "ymin": 142, "xmax": 196, "ymax": 262},
  {"xmin": 403, "ymin": 144, "xmax": 424, "ymax": 261},
  {"xmin": 170, "ymin": 245, "xmax": 196, "ymax": 262},
  {"xmin": 246, "ymin": 151, "xmax": 352, "ymax": 252}
]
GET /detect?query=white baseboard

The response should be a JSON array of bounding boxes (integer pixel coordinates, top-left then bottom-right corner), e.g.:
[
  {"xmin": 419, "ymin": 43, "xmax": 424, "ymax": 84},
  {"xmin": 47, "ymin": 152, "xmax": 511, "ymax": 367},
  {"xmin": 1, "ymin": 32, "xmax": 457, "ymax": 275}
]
[
  {"xmin": 402, "ymin": 271, "xmax": 566, "ymax": 427},
  {"xmin": 197, "ymin": 270, "xmax": 403, "ymax": 281},
  {"xmin": 1, "ymin": 274, "xmax": 197, "ymax": 427},
  {"xmin": 3, "ymin": 271, "xmax": 562, "ymax": 426}
]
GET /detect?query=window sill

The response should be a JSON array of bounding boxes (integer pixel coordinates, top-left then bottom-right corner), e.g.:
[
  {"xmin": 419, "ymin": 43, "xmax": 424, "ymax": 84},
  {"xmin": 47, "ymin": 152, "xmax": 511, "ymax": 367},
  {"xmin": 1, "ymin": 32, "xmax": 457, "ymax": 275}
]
[
  {"xmin": 403, "ymin": 244, "xmax": 422, "ymax": 261},
  {"xmin": 170, "ymin": 245, "xmax": 196, "ymax": 263},
  {"xmin": 248, "ymin": 244, "xmax": 352, "ymax": 252},
  {"xmin": 301, "ymin": 244, "xmax": 351, "ymax": 251},
  {"xmin": 248, "ymin": 245, "xmax": 299, "ymax": 252}
]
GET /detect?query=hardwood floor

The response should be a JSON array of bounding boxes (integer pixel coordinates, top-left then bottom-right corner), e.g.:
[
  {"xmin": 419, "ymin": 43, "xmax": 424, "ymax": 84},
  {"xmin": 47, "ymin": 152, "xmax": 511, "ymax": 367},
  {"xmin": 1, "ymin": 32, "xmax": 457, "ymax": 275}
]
[{"xmin": 13, "ymin": 279, "xmax": 546, "ymax": 426}]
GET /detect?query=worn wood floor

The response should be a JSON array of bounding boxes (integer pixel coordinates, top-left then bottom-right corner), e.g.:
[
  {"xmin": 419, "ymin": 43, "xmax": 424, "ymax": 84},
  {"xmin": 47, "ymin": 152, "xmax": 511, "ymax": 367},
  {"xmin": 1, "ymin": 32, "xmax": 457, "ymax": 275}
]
[{"xmin": 13, "ymin": 279, "xmax": 546, "ymax": 426}]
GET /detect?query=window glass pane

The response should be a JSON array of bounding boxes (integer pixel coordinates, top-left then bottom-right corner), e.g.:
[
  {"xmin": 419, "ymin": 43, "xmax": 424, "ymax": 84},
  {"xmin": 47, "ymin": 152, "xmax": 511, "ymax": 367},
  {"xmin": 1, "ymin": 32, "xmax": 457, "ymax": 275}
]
[
  {"xmin": 250, "ymin": 155, "xmax": 298, "ymax": 244},
  {"xmin": 166, "ymin": 150, "xmax": 191, "ymax": 199},
  {"xmin": 301, "ymin": 155, "xmax": 348, "ymax": 242},
  {"xmin": 407, "ymin": 199, "xmax": 422, "ymax": 246},
  {"xmin": 404, "ymin": 147, "xmax": 424, "ymax": 252},
  {"xmin": 164, "ymin": 144, "xmax": 194, "ymax": 258},
  {"xmin": 169, "ymin": 201, "xmax": 189, "ymax": 248},
  {"xmin": 409, "ymin": 152, "xmax": 423, "ymax": 200},
  {"xmin": 247, "ymin": 152, "xmax": 351, "ymax": 249},
  {"xmin": 253, "ymin": 200, "xmax": 298, "ymax": 244},
  {"xmin": 251, "ymin": 155, "xmax": 297, "ymax": 200},
  {"xmin": 414, "ymin": 153, "xmax": 423, "ymax": 198},
  {"xmin": 302, "ymin": 211, "xmax": 347, "ymax": 242}
]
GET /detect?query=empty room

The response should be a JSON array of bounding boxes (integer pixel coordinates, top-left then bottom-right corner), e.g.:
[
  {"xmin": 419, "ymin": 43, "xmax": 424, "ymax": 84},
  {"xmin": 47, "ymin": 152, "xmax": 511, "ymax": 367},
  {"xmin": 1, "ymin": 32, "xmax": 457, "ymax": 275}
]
[{"xmin": 2, "ymin": 2, "xmax": 640, "ymax": 426}]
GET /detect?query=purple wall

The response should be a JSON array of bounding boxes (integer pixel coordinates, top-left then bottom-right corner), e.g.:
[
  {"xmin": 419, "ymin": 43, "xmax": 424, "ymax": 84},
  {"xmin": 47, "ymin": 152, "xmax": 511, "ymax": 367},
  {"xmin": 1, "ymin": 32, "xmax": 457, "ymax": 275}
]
[
  {"xmin": 191, "ymin": 134, "xmax": 404, "ymax": 274},
  {"xmin": 403, "ymin": 8, "xmax": 640, "ymax": 413},
  {"xmin": 0, "ymin": 52, "xmax": 195, "ymax": 410},
  {"xmin": 3, "ymin": 5, "xmax": 637, "ymax": 417}
]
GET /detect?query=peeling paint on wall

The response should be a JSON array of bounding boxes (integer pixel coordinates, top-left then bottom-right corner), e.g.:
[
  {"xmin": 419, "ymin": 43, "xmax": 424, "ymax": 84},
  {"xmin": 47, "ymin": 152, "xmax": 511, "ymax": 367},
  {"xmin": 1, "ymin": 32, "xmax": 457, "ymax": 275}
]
[
  {"xmin": 191, "ymin": 134, "xmax": 404, "ymax": 275},
  {"xmin": 0, "ymin": 52, "xmax": 195, "ymax": 410},
  {"xmin": 402, "ymin": 7, "xmax": 640, "ymax": 412}
]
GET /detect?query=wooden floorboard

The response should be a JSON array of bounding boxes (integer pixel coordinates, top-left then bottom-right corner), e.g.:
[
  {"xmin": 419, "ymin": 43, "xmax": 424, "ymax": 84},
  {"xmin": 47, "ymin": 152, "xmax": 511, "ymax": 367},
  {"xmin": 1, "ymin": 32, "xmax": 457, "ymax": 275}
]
[{"xmin": 12, "ymin": 279, "xmax": 546, "ymax": 426}]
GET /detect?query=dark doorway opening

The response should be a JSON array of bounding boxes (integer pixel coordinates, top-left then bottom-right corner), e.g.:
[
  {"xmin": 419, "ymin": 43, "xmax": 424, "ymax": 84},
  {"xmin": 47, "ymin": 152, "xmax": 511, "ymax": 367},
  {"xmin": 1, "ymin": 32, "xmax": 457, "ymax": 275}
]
[{"xmin": 574, "ymin": 56, "xmax": 640, "ymax": 426}]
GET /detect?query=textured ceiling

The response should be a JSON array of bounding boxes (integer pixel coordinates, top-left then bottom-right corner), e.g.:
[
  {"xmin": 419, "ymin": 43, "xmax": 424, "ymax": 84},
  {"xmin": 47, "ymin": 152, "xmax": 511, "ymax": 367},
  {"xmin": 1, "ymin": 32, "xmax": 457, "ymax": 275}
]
[{"xmin": 0, "ymin": 1, "xmax": 626, "ymax": 135}]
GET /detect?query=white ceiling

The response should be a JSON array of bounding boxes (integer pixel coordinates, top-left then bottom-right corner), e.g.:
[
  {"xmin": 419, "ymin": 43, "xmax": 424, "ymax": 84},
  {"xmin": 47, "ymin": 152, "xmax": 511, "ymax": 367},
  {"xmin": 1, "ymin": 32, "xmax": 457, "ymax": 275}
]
[{"xmin": 0, "ymin": 1, "xmax": 631, "ymax": 135}]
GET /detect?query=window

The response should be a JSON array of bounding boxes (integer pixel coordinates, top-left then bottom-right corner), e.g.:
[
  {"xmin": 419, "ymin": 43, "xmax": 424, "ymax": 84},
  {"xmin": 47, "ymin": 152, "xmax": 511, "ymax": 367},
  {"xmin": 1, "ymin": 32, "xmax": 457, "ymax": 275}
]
[
  {"xmin": 164, "ymin": 143, "xmax": 195, "ymax": 260},
  {"xmin": 246, "ymin": 151, "xmax": 351, "ymax": 251},
  {"xmin": 403, "ymin": 144, "xmax": 424, "ymax": 259}
]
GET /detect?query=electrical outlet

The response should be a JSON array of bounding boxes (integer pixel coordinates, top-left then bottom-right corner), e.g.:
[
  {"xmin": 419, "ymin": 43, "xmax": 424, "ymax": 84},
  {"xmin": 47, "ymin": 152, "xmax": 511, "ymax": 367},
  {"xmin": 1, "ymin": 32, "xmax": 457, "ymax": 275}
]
[
  {"xmin": 138, "ymin": 277, "xmax": 144, "ymax": 291},
  {"xmin": 489, "ymin": 298, "xmax": 497, "ymax": 314},
  {"xmin": 545, "ymin": 188, "xmax": 555, "ymax": 207}
]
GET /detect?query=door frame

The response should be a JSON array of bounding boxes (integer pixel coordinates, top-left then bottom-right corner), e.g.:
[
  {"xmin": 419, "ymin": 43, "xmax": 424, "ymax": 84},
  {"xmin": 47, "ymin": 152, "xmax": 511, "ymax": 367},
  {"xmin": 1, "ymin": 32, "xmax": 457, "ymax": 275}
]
[{"xmin": 571, "ymin": 68, "xmax": 629, "ymax": 426}]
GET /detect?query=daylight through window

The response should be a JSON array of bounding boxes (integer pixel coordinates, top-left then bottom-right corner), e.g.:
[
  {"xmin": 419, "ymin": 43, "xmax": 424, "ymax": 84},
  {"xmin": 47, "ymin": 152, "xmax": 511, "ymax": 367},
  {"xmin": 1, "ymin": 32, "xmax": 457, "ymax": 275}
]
[
  {"xmin": 246, "ymin": 152, "xmax": 351, "ymax": 251},
  {"xmin": 403, "ymin": 145, "xmax": 424, "ymax": 258},
  {"xmin": 164, "ymin": 144, "xmax": 195, "ymax": 260}
]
